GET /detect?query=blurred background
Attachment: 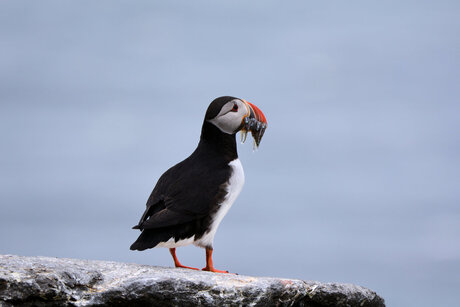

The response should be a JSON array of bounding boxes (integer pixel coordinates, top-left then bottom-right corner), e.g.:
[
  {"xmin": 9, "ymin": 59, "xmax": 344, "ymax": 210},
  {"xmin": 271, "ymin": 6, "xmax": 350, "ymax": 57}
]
[{"xmin": 1, "ymin": 1, "xmax": 459, "ymax": 306}]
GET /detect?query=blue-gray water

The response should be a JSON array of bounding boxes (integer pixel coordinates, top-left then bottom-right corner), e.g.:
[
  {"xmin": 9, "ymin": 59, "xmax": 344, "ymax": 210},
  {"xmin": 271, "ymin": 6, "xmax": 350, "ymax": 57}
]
[{"xmin": 1, "ymin": 1, "xmax": 459, "ymax": 306}]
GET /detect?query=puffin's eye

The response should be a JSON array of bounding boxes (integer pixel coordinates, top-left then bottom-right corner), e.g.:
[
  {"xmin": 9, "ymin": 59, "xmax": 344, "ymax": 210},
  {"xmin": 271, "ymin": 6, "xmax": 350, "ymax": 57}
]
[{"xmin": 231, "ymin": 104, "xmax": 238, "ymax": 112}]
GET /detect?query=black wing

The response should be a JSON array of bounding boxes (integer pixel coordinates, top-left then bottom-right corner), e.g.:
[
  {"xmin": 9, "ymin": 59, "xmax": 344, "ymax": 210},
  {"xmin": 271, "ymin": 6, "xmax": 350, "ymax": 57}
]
[{"xmin": 133, "ymin": 152, "xmax": 231, "ymax": 230}]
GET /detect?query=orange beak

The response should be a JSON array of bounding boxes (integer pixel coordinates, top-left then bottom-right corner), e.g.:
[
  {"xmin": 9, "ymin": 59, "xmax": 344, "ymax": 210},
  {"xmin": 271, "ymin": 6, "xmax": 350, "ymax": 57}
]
[{"xmin": 241, "ymin": 100, "xmax": 268, "ymax": 148}]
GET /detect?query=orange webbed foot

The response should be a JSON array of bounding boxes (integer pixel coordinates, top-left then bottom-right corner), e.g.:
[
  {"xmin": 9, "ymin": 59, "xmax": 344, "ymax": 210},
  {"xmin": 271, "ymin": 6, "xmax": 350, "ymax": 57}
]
[
  {"xmin": 175, "ymin": 264, "xmax": 200, "ymax": 270},
  {"xmin": 169, "ymin": 248, "xmax": 199, "ymax": 270},
  {"xmin": 201, "ymin": 266, "xmax": 229, "ymax": 273}
]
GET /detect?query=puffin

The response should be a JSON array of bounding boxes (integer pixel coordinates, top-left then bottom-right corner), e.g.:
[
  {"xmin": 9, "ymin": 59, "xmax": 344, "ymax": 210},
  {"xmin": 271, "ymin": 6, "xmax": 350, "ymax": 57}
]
[{"xmin": 130, "ymin": 96, "xmax": 267, "ymax": 273}]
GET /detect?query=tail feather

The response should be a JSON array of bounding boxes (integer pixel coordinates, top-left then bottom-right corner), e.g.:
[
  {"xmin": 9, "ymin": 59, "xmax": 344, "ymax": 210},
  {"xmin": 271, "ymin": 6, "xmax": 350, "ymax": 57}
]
[{"xmin": 130, "ymin": 229, "xmax": 173, "ymax": 251}]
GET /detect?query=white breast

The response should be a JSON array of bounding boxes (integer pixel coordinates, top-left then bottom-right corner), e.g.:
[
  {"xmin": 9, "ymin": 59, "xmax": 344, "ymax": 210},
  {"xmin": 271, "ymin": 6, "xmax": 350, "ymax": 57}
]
[{"xmin": 194, "ymin": 158, "xmax": 245, "ymax": 248}]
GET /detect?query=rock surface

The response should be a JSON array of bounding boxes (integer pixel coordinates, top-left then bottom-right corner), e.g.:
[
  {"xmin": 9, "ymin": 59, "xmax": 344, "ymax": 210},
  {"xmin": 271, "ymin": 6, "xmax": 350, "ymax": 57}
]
[{"xmin": 0, "ymin": 254, "xmax": 384, "ymax": 306}]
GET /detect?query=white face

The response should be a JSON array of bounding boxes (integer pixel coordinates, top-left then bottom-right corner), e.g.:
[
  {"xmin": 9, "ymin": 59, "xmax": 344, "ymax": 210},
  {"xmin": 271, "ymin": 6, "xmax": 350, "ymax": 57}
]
[{"xmin": 208, "ymin": 99, "xmax": 249, "ymax": 134}]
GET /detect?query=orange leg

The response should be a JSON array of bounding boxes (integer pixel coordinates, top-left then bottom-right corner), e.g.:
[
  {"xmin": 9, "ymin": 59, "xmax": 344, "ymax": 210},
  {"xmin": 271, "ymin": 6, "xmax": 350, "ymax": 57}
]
[
  {"xmin": 202, "ymin": 247, "xmax": 229, "ymax": 273},
  {"xmin": 169, "ymin": 248, "xmax": 199, "ymax": 270}
]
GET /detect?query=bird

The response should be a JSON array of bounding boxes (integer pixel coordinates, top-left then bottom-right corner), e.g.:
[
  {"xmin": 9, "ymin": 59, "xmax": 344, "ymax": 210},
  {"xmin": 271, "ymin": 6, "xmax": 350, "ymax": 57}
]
[{"xmin": 130, "ymin": 96, "xmax": 267, "ymax": 273}]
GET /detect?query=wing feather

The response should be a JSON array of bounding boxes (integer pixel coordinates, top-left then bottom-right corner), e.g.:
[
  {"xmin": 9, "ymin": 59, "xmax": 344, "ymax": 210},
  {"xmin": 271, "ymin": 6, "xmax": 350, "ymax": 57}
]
[{"xmin": 133, "ymin": 153, "xmax": 231, "ymax": 230}]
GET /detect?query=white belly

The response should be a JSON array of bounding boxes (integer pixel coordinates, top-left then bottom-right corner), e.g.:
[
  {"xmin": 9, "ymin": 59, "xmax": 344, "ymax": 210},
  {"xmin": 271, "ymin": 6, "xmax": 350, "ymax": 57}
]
[
  {"xmin": 156, "ymin": 236, "xmax": 195, "ymax": 248},
  {"xmin": 194, "ymin": 158, "xmax": 245, "ymax": 248}
]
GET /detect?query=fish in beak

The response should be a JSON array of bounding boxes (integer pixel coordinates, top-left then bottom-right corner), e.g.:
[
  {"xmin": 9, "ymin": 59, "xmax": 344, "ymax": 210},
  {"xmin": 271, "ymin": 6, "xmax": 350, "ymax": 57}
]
[{"xmin": 240, "ymin": 99, "xmax": 268, "ymax": 149}]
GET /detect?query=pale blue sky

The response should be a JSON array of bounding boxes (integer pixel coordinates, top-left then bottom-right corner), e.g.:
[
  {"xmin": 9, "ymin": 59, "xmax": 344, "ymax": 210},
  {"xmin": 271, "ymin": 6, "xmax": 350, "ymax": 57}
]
[{"xmin": 1, "ymin": 1, "xmax": 459, "ymax": 306}]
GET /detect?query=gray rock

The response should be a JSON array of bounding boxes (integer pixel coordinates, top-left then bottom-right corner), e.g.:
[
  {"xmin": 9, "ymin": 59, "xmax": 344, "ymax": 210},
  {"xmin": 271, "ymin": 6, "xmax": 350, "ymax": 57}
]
[{"xmin": 0, "ymin": 254, "xmax": 384, "ymax": 307}]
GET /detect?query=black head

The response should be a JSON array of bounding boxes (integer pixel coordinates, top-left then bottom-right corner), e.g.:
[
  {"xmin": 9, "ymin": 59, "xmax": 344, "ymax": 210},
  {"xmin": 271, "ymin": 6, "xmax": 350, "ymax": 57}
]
[
  {"xmin": 204, "ymin": 96, "xmax": 239, "ymax": 121},
  {"xmin": 204, "ymin": 96, "xmax": 268, "ymax": 148}
]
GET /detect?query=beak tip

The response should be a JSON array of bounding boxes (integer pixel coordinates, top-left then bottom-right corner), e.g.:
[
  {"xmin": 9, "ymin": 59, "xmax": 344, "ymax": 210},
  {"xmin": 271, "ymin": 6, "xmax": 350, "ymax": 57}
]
[{"xmin": 241, "ymin": 99, "xmax": 267, "ymax": 147}]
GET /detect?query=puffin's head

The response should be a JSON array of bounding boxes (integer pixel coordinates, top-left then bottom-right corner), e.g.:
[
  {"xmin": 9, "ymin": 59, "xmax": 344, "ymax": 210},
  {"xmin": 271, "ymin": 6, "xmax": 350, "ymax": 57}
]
[{"xmin": 205, "ymin": 96, "xmax": 267, "ymax": 148}]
